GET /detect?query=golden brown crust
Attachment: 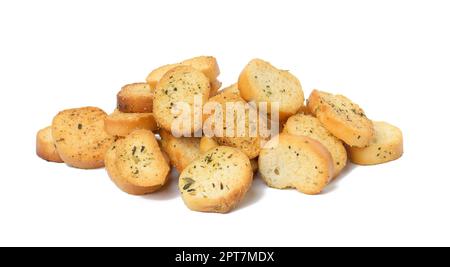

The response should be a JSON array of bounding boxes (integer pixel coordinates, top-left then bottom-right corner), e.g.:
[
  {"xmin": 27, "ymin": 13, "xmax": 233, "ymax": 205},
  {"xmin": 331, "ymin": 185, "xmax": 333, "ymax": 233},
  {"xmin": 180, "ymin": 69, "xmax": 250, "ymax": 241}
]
[
  {"xmin": 105, "ymin": 130, "xmax": 170, "ymax": 194},
  {"xmin": 199, "ymin": 136, "xmax": 219, "ymax": 154},
  {"xmin": 117, "ymin": 83, "xmax": 153, "ymax": 113},
  {"xmin": 238, "ymin": 59, "xmax": 304, "ymax": 121},
  {"xmin": 146, "ymin": 56, "xmax": 220, "ymax": 90},
  {"xmin": 209, "ymin": 79, "xmax": 222, "ymax": 97},
  {"xmin": 36, "ymin": 126, "xmax": 64, "ymax": 163},
  {"xmin": 307, "ymin": 90, "xmax": 374, "ymax": 148},
  {"xmin": 52, "ymin": 107, "xmax": 114, "ymax": 169},
  {"xmin": 181, "ymin": 56, "xmax": 220, "ymax": 82},
  {"xmin": 179, "ymin": 146, "xmax": 253, "ymax": 213},
  {"xmin": 348, "ymin": 121, "xmax": 403, "ymax": 165},
  {"xmin": 104, "ymin": 109, "xmax": 158, "ymax": 137},
  {"xmin": 283, "ymin": 114, "xmax": 347, "ymax": 177},
  {"xmin": 146, "ymin": 64, "xmax": 179, "ymax": 90},
  {"xmin": 159, "ymin": 130, "xmax": 201, "ymax": 173}
]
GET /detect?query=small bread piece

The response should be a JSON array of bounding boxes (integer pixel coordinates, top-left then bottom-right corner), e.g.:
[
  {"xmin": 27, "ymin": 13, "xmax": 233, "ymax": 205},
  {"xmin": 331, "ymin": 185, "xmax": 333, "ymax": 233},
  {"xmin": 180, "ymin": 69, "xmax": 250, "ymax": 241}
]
[
  {"xmin": 148, "ymin": 69, "xmax": 220, "ymax": 96},
  {"xmin": 105, "ymin": 130, "xmax": 170, "ymax": 195},
  {"xmin": 284, "ymin": 114, "xmax": 347, "ymax": 177},
  {"xmin": 238, "ymin": 59, "xmax": 304, "ymax": 121},
  {"xmin": 52, "ymin": 107, "xmax": 114, "ymax": 169},
  {"xmin": 153, "ymin": 66, "xmax": 211, "ymax": 134},
  {"xmin": 348, "ymin": 121, "xmax": 403, "ymax": 165},
  {"xmin": 146, "ymin": 56, "xmax": 220, "ymax": 90},
  {"xmin": 307, "ymin": 90, "xmax": 374, "ymax": 148},
  {"xmin": 219, "ymin": 83, "xmax": 241, "ymax": 98},
  {"xmin": 181, "ymin": 56, "xmax": 220, "ymax": 82},
  {"xmin": 105, "ymin": 139, "xmax": 154, "ymax": 195},
  {"xmin": 146, "ymin": 64, "xmax": 180, "ymax": 90},
  {"xmin": 36, "ymin": 126, "xmax": 64, "ymax": 163},
  {"xmin": 209, "ymin": 79, "xmax": 222, "ymax": 97},
  {"xmin": 159, "ymin": 130, "xmax": 201, "ymax": 173},
  {"xmin": 104, "ymin": 109, "xmax": 158, "ymax": 137},
  {"xmin": 114, "ymin": 130, "xmax": 170, "ymax": 193},
  {"xmin": 297, "ymin": 105, "xmax": 313, "ymax": 115},
  {"xmin": 200, "ymin": 136, "xmax": 219, "ymax": 154},
  {"xmin": 179, "ymin": 146, "xmax": 253, "ymax": 213},
  {"xmin": 259, "ymin": 133, "xmax": 334, "ymax": 195},
  {"xmin": 117, "ymin": 83, "xmax": 153, "ymax": 113}
]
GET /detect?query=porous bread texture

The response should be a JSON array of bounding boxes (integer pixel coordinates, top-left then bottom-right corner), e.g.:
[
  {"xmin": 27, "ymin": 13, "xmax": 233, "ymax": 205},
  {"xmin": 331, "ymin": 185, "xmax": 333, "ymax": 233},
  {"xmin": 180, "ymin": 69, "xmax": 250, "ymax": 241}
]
[
  {"xmin": 179, "ymin": 146, "xmax": 253, "ymax": 213},
  {"xmin": 105, "ymin": 130, "xmax": 170, "ymax": 195},
  {"xmin": 348, "ymin": 121, "xmax": 403, "ymax": 165},
  {"xmin": 238, "ymin": 59, "xmax": 304, "ymax": 121},
  {"xmin": 52, "ymin": 107, "xmax": 114, "ymax": 169},
  {"xmin": 307, "ymin": 90, "xmax": 374, "ymax": 148},
  {"xmin": 259, "ymin": 133, "xmax": 334, "ymax": 195},
  {"xmin": 153, "ymin": 66, "xmax": 211, "ymax": 135}
]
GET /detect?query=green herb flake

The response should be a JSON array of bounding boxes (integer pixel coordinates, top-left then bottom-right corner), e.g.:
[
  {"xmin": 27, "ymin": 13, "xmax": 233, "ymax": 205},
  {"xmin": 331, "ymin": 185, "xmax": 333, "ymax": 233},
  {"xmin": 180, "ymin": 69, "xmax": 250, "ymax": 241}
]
[{"xmin": 182, "ymin": 178, "xmax": 195, "ymax": 190}]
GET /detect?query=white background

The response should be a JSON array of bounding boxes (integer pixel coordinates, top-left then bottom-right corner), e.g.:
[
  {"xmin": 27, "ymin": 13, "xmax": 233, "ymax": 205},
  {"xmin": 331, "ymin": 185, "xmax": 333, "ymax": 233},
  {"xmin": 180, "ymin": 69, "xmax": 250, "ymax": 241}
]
[{"xmin": 0, "ymin": 0, "xmax": 449, "ymax": 247}]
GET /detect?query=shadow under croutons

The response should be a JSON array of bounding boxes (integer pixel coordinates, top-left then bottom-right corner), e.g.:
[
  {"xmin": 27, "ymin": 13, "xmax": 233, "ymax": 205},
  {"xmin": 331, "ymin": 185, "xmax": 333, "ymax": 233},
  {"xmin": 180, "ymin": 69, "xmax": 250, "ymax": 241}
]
[
  {"xmin": 141, "ymin": 169, "xmax": 180, "ymax": 201},
  {"xmin": 235, "ymin": 175, "xmax": 267, "ymax": 211},
  {"xmin": 321, "ymin": 162, "xmax": 357, "ymax": 194}
]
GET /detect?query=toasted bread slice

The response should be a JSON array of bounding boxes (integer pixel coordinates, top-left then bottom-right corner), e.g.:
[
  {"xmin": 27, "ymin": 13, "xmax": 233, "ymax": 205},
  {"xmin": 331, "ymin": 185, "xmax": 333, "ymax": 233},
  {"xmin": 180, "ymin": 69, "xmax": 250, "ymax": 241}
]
[
  {"xmin": 104, "ymin": 109, "xmax": 158, "ymax": 137},
  {"xmin": 36, "ymin": 126, "xmax": 64, "ymax": 163},
  {"xmin": 259, "ymin": 133, "xmax": 334, "ymax": 195},
  {"xmin": 199, "ymin": 136, "xmax": 219, "ymax": 154},
  {"xmin": 159, "ymin": 130, "xmax": 201, "ymax": 173},
  {"xmin": 146, "ymin": 56, "xmax": 220, "ymax": 89},
  {"xmin": 105, "ymin": 139, "xmax": 158, "ymax": 195},
  {"xmin": 209, "ymin": 79, "xmax": 222, "ymax": 97},
  {"xmin": 307, "ymin": 90, "xmax": 374, "ymax": 147},
  {"xmin": 348, "ymin": 121, "xmax": 403, "ymax": 165},
  {"xmin": 238, "ymin": 59, "xmax": 304, "ymax": 121},
  {"xmin": 179, "ymin": 146, "xmax": 253, "ymax": 213},
  {"xmin": 117, "ymin": 83, "xmax": 153, "ymax": 113},
  {"xmin": 105, "ymin": 130, "xmax": 170, "ymax": 195},
  {"xmin": 181, "ymin": 56, "xmax": 220, "ymax": 82},
  {"xmin": 218, "ymin": 83, "xmax": 241, "ymax": 98},
  {"xmin": 153, "ymin": 66, "xmax": 211, "ymax": 135},
  {"xmin": 206, "ymin": 92, "xmax": 268, "ymax": 159},
  {"xmin": 297, "ymin": 105, "xmax": 313, "ymax": 115},
  {"xmin": 52, "ymin": 107, "xmax": 114, "ymax": 169},
  {"xmin": 146, "ymin": 64, "xmax": 180, "ymax": 90},
  {"xmin": 283, "ymin": 114, "xmax": 347, "ymax": 177}
]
